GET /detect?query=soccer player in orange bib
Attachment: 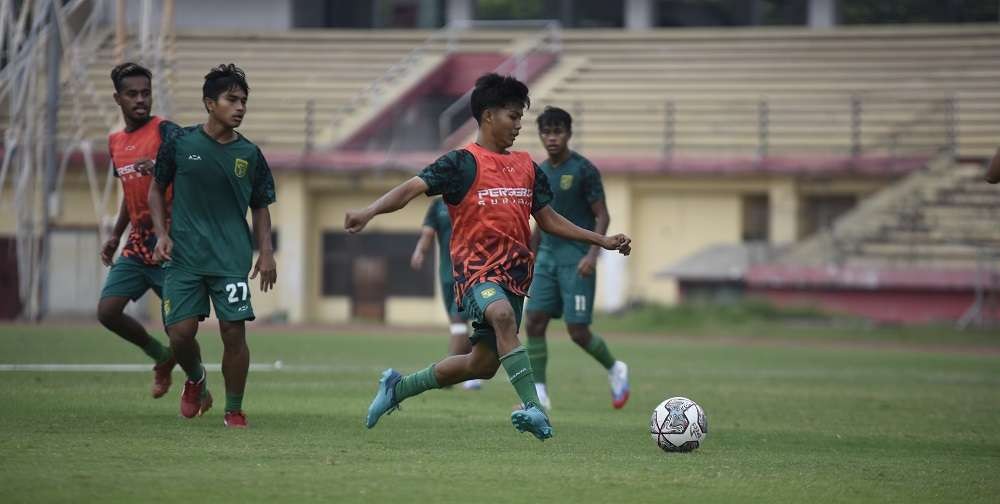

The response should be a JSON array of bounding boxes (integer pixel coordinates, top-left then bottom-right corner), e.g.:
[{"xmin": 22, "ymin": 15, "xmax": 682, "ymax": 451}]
[
  {"xmin": 346, "ymin": 74, "xmax": 632, "ymax": 441},
  {"xmin": 98, "ymin": 63, "xmax": 182, "ymax": 399}
]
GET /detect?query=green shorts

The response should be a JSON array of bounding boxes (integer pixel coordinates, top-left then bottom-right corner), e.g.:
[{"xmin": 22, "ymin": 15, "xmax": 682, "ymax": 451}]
[
  {"xmin": 162, "ymin": 267, "xmax": 255, "ymax": 327},
  {"xmin": 100, "ymin": 256, "xmax": 164, "ymax": 301},
  {"xmin": 441, "ymin": 279, "xmax": 468, "ymax": 321},
  {"xmin": 459, "ymin": 281, "xmax": 524, "ymax": 348},
  {"xmin": 525, "ymin": 259, "xmax": 596, "ymax": 324}
]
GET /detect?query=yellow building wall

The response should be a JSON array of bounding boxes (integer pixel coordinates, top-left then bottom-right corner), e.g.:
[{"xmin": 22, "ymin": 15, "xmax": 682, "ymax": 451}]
[
  {"xmin": 632, "ymin": 185, "xmax": 742, "ymax": 304},
  {"xmin": 305, "ymin": 172, "xmax": 449, "ymax": 326}
]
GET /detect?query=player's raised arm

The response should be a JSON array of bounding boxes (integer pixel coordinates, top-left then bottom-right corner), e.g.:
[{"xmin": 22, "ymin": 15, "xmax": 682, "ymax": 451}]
[
  {"xmin": 533, "ymin": 205, "xmax": 631, "ymax": 256},
  {"xmin": 986, "ymin": 147, "xmax": 1000, "ymax": 184},
  {"xmin": 345, "ymin": 176, "xmax": 429, "ymax": 234}
]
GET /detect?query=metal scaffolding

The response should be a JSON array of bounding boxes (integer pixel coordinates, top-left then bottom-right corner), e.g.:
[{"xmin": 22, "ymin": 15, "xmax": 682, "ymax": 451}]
[{"xmin": 0, "ymin": 0, "xmax": 174, "ymax": 319}]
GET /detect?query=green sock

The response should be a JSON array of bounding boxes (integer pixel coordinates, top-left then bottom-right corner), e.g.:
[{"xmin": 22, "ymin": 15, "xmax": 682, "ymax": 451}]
[
  {"xmin": 500, "ymin": 346, "xmax": 541, "ymax": 408},
  {"xmin": 393, "ymin": 364, "xmax": 440, "ymax": 402},
  {"xmin": 186, "ymin": 364, "xmax": 205, "ymax": 384},
  {"xmin": 225, "ymin": 394, "xmax": 243, "ymax": 412},
  {"xmin": 585, "ymin": 333, "xmax": 616, "ymax": 370},
  {"xmin": 526, "ymin": 337, "xmax": 548, "ymax": 384},
  {"xmin": 142, "ymin": 338, "xmax": 172, "ymax": 364}
]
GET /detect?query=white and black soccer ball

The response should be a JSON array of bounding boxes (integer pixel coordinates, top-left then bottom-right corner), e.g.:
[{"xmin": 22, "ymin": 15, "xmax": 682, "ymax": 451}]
[{"xmin": 650, "ymin": 396, "xmax": 708, "ymax": 452}]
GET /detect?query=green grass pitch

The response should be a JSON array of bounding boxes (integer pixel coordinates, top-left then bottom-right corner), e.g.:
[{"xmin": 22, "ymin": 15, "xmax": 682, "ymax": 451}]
[{"xmin": 1, "ymin": 323, "xmax": 998, "ymax": 503}]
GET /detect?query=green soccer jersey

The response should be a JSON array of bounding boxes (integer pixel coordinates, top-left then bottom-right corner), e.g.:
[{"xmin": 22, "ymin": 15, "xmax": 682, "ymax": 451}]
[
  {"xmin": 537, "ymin": 151, "xmax": 605, "ymax": 265},
  {"xmin": 153, "ymin": 125, "xmax": 276, "ymax": 277},
  {"xmin": 422, "ymin": 198, "xmax": 454, "ymax": 286}
]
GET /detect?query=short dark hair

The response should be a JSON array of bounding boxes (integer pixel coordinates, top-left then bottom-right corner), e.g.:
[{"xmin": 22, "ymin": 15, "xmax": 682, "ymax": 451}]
[
  {"xmin": 203, "ymin": 63, "xmax": 249, "ymax": 101},
  {"xmin": 469, "ymin": 73, "xmax": 529, "ymax": 124},
  {"xmin": 536, "ymin": 106, "xmax": 572, "ymax": 133},
  {"xmin": 110, "ymin": 62, "xmax": 151, "ymax": 92}
]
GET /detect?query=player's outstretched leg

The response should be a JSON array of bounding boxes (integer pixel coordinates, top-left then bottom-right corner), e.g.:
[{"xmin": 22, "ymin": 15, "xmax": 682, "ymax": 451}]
[
  {"xmin": 168, "ymin": 318, "xmax": 213, "ymax": 418},
  {"xmin": 487, "ymin": 301, "xmax": 552, "ymax": 441},
  {"xmin": 366, "ymin": 340, "xmax": 501, "ymax": 429},
  {"xmin": 568, "ymin": 324, "xmax": 629, "ymax": 409},
  {"xmin": 97, "ymin": 296, "xmax": 175, "ymax": 398},
  {"xmin": 219, "ymin": 320, "xmax": 250, "ymax": 428}
]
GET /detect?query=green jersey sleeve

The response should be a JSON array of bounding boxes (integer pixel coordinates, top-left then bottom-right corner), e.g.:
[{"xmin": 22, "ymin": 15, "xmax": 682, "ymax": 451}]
[
  {"xmin": 159, "ymin": 120, "xmax": 183, "ymax": 143},
  {"xmin": 417, "ymin": 150, "xmax": 476, "ymax": 205},
  {"xmin": 531, "ymin": 162, "xmax": 554, "ymax": 213},
  {"xmin": 250, "ymin": 148, "xmax": 277, "ymax": 209},
  {"xmin": 581, "ymin": 160, "xmax": 605, "ymax": 204},
  {"xmin": 153, "ymin": 128, "xmax": 179, "ymax": 186}
]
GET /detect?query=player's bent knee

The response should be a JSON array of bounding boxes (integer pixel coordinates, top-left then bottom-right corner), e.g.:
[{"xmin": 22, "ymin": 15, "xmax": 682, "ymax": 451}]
[
  {"xmin": 166, "ymin": 320, "xmax": 198, "ymax": 344},
  {"xmin": 218, "ymin": 323, "xmax": 247, "ymax": 347},
  {"xmin": 96, "ymin": 306, "xmax": 117, "ymax": 327},
  {"xmin": 96, "ymin": 298, "xmax": 125, "ymax": 327},
  {"xmin": 486, "ymin": 304, "xmax": 516, "ymax": 330},
  {"xmin": 567, "ymin": 324, "xmax": 592, "ymax": 346}
]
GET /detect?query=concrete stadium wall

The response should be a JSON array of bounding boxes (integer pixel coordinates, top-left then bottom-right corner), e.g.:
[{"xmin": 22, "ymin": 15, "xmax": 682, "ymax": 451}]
[{"xmin": 1, "ymin": 167, "xmax": 893, "ymax": 324}]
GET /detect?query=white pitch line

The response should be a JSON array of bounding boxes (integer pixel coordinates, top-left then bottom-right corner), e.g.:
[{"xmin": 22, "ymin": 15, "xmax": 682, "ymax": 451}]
[{"xmin": 0, "ymin": 363, "xmax": 378, "ymax": 373}]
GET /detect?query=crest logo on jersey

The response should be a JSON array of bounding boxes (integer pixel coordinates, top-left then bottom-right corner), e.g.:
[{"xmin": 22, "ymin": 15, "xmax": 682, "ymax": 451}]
[
  {"xmin": 560, "ymin": 174, "xmax": 573, "ymax": 190},
  {"xmin": 163, "ymin": 299, "xmax": 171, "ymax": 316},
  {"xmin": 480, "ymin": 287, "xmax": 497, "ymax": 299},
  {"xmin": 234, "ymin": 158, "xmax": 248, "ymax": 178}
]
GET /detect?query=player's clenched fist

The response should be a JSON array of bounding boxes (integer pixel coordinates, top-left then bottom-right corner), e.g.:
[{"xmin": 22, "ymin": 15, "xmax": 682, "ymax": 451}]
[
  {"xmin": 601, "ymin": 233, "xmax": 631, "ymax": 256},
  {"xmin": 134, "ymin": 159, "xmax": 155, "ymax": 176},
  {"xmin": 153, "ymin": 235, "xmax": 173, "ymax": 263},
  {"xmin": 344, "ymin": 209, "xmax": 372, "ymax": 234}
]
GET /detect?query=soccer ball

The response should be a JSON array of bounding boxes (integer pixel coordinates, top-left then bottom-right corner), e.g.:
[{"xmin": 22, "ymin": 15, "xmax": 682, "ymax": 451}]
[{"xmin": 650, "ymin": 396, "xmax": 708, "ymax": 452}]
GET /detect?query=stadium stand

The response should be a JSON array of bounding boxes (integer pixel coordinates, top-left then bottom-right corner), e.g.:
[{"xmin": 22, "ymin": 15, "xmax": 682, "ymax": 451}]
[
  {"xmin": 780, "ymin": 157, "xmax": 998, "ymax": 270},
  {"xmin": 521, "ymin": 25, "xmax": 1000, "ymax": 159},
  {"xmin": 63, "ymin": 29, "xmax": 524, "ymax": 151},
  {"xmin": 43, "ymin": 25, "xmax": 1000, "ymax": 159}
]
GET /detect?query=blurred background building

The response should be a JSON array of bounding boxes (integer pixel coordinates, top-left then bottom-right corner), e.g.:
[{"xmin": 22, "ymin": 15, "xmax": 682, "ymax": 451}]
[{"xmin": 1, "ymin": 0, "xmax": 998, "ymax": 325}]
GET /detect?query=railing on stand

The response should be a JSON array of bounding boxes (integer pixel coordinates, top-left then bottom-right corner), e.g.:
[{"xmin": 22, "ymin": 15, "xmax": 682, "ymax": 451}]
[
  {"xmin": 578, "ymin": 90, "xmax": 961, "ymax": 162},
  {"xmin": 326, "ymin": 29, "xmax": 449, "ymax": 146}
]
